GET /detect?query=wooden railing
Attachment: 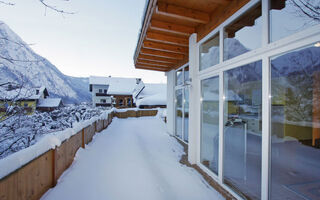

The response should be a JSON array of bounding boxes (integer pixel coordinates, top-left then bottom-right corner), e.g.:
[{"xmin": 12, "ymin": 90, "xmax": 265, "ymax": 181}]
[{"xmin": 0, "ymin": 109, "xmax": 158, "ymax": 200}]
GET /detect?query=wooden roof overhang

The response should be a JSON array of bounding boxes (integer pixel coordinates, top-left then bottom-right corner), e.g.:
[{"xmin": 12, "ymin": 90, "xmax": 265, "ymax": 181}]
[{"xmin": 133, "ymin": 0, "xmax": 251, "ymax": 72}]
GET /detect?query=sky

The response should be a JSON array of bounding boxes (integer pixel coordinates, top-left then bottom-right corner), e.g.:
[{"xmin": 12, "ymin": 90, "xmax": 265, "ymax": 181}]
[{"xmin": 0, "ymin": 0, "xmax": 167, "ymax": 83}]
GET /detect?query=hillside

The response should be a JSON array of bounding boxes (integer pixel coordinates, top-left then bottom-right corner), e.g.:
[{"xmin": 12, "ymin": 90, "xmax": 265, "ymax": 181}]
[{"xmin": 0, "ymin": 22, "xmax": 90, "ymax": 103}]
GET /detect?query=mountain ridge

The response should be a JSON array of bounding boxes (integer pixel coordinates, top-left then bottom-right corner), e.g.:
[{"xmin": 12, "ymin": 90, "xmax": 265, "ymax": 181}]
[{"xmin": 0, "ymin": 21, "xmax": 90, "ymax": 104}]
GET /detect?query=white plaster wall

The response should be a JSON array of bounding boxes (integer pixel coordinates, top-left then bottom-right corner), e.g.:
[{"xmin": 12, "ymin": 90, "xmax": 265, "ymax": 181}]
[
  {"xmin": 165, "ymin": 70, "xmax": 175, "ymax": 136},
  {"xmin": 188, "ymin": 33, "xmax": 200, "ymax": 165}
]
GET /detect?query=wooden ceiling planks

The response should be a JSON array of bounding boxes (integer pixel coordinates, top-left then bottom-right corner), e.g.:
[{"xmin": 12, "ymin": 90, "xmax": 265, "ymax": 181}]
[{"xmin": 134, "ymin": 0, "xmax": 250, "ymax": 72}]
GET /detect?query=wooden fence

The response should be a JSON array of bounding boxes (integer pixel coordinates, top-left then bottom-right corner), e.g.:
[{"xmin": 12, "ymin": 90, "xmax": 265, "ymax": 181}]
[{"xmin": 0, "ymin": 110, "xmax": 157, "ymax": 200}]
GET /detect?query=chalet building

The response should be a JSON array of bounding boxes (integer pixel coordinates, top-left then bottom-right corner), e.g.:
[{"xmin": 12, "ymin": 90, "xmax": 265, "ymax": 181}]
[
  {"xmin": 37, "ymin": 98, "xmax": 63, "ymax": 112},
  {"xmin": 134, "ymin": 0, "xmax": 320, "ymax": 199},
  {"xmin": 89, "ymin": 76, "xmax": 142, "ymax": 108},
  {"xmin": 0, "ymin": 82, "xmax": 63, "ymax": 114}
]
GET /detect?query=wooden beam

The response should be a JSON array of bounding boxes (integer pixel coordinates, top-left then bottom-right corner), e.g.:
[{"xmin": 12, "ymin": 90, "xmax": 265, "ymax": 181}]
[
  {"xmin": 156, "ymin": 2, "xmax": 210, "ymax": 24},
  {"xmin": 140, "ymin": 48, "xmax": 184, "ymax": 60},
  {"xmin": 137, "ymin": 59, "xmax": 173, "ymax": 66},
  {"xmin": 135, "ymin": 64, "xmax": 169, "ymax": 72},
  {"xmin": 146, "ymin": 32, "xmax": 188, "ymax": 47},
  {"xmin": 143, "ymin": 41, "xmax": 188, "ymax": 54},
  {"xmin": 137, "ymin": 61, "xmax": 171, "ymax": 67},
  {"xmin": 150, "ymin": 20, "xmax": 195, "ymax": 36},
  {"xmin": 138, "ymin": 54, "xmax": 179, "ymax": 64}
]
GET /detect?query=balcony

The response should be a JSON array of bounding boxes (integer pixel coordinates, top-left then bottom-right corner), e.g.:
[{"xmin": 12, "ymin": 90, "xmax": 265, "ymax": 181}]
[{"xmin": 95, "ymin": 93, "xmax": 109, "ymax": 97}]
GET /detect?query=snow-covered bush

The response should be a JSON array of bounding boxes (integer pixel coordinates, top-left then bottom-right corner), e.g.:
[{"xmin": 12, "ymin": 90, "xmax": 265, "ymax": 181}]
[{"xmin": 0, "ymin": 104, "xmax": 110, "ymax": 159}]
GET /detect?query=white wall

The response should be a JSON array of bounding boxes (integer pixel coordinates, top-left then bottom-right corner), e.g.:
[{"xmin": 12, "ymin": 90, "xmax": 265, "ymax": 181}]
[
  {"xmin": 91, "ymin": 85, "xmax": 112, "ymax": 105},
  {"xmin": 166, "ymin": 70, "xmax": 175, "ymax": 135},
  {"xmin": 188, "ymin": 33, "xmax": 200, "ymax": 165}
]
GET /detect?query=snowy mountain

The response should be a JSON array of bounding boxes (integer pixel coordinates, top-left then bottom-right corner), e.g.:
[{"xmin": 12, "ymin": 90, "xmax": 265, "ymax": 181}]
[{"xmin": 0, "ymin": 22, "xmax": 90, "ymax": 104}]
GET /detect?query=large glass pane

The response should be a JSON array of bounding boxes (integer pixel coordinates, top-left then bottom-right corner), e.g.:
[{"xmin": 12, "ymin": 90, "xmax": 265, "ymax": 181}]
[
  {"xmin": 270, "ymin": 43, "xmax": 320, "ymax": 200},
  {"xmin": 223, "ymin": 61, "xmax": 262, "ymax": 199},
  {"xmin": 200, "ymin": 33, "xmax": 219, "ymax": 70},
  {"xmin": 224, "ymin": 2, "xmax": 262, "ymax": 61},
  {"xmin": 176, "ymin": 69, "xmax": 183, "ymax": 86},
  {"xmin": 270, "ymin": 0, "xmax": 320, "ymax": 42},
  {"xmin": 175, "ymin": 89, "xmax": 183, "ymax": 139},
  {"xmin": 184, "ymin": 88, "xmax": 189, "ymax": 142},
  {"xmin": 200, "ymin": 76, "xmax": 219, "ymax": 175}
]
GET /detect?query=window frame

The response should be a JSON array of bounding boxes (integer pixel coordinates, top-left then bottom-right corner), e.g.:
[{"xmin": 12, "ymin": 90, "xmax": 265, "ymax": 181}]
[
  {"xmin": 194, "ymin": 0, "xmax": 320, "ymax": 199},
  {"xmin": 174, "ymin": 63, "xmax": 190, "ymax": 144}
]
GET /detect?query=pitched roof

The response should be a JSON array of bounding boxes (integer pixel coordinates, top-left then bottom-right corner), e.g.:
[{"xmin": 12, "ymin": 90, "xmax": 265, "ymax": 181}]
[
  {"xmin": 135, "ymin": 83, "xmax": 167, "ymax": 106},
  {"xmin": 37, "ymin": 98, "xmax": 62, "ymax": 108},
  {"xmin": 0, "ymin": 85, "xmax": 48, "ymax": 100},
  {"xmin": 89, "ymin": 76, "xmax": 140, "ymax": 95}
]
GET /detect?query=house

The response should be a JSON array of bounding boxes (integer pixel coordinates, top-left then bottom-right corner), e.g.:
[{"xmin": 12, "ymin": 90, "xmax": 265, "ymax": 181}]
[
  {"xmin": 133, "ymin": 82, "xmax": 167, "ymax": 108},
  {"xmin": 0, "ymin": 82, "xmax": 49, "ymax": 114},
  {"xmin": 134, "ymin": 0, "xmax": 320, "ymax": 199},
  {"xmin": 0, "ymin": 82, "xmax": 64, "ymax": 116},
  {"xmin": 37, "ymin": 98, "xmax": 63, "ymax": 112},
  {"xmin": 89, "ymin": 76, "xmax": 142, "ymax": 108}
]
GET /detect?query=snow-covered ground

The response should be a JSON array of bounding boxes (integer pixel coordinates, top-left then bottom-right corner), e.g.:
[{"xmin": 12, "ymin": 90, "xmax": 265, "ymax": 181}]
[{"xmin": 41, "ymin": 116, "xmax": 224, "ymax": 200}]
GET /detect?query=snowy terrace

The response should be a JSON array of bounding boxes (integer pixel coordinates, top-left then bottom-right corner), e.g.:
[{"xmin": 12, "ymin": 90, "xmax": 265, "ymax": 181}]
[{"xmin": 40, "ymin": 115, "xmax": 224, "ymax": 200}]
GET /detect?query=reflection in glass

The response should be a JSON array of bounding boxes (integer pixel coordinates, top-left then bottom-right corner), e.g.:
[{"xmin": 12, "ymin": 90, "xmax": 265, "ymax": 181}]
[
  {"xmin": 184, "ymin": 88, "xmax": 189, "ymax": 142},
  {"xmin": 224, "ymin": 2, "xmax": 262, "ymax": 61},
  {"xmin": 175, "ymin": 89, "xmax": 183, "ymax": 139},
  {"xmin": 184, "ymin": 66, "xmax": 189, "ymax": 82},
  {"xmin": 223, "ymin": 61, "xmax": 262, "ymax": 199},
  {"xmin": 200, "ymin": 76, "xmax": 219, "ymax": 174},
  {"xmin": 270, "ymin": 0, "xmax": 320, "ymax": 42},
  {"xmin": 270, "ymin": 43, "xmax": 320, "ymax": 200},
  {"xmin": 200, "ymin": 33, "xmax": 219, "ymax": 70},
  {"xmin": 176, "ymin": 69, "xmax": 183, "ymax": 86}
]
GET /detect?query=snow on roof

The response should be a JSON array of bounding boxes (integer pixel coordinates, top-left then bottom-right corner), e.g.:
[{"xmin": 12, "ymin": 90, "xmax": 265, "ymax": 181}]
[
  {"xmin": 135, "ymin": 83, "xmax": 167, "ymax": 107},
  {"xmin": 89, "ymin": 76, "xmax": 139, "ymax": 95},
  {"xmin": 89, "ymin": 76, "xmax": 110, "ymax": 85},
  {"xmin": 0, "ymin": 85, "xmax": 47, "ymax": 100},
  {"xmin": 37, "ymin": 98, "xmax": 62, "ymax": 108}
]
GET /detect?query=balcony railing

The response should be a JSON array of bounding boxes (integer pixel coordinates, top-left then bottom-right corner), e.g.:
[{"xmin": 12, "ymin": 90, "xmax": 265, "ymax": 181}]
[{"xmin": 95, "ymin": 93, "xmax": 109, "ymax": 97}]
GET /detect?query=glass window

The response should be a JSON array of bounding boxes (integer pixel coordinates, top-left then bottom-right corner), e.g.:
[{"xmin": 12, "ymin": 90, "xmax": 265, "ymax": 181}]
[
  {"xmin": 184, "ymin": 66, "xmax": 189, "ymax": 82},
  {"xmin": 184, "ymin": 88, "xmax": 189, "ymax": 142},
  {"xmin": 200, "ymin": 33, "xmax": 219, "ymax": 70},
  {"xmin": 224, "ymin": 2, "xmax": 262, "ymax": 61},
  {"xmin": 200, "ymin": 76, "xmax": 219, "ymax": 175},
  {"xmin": 270, "ymin": 0, "xmax": 320, "ymax": 42},
  {"xmin": 176, "ymin": 69, "xmax": 183, "ymax": 86},
  {"xmin": 175, "ymin": 89, "xmax": 183, "ymax": 139},
  {"xmin": 270, "ymin": 43, "xmax": 320, "ymax": 200},
  {"xmin": 223, "ymin": 60, "xmax": 262, "ymax": 199},
  {"xmin": 99, "ymin": 89, "xmax": 102, "ymax": 93}
]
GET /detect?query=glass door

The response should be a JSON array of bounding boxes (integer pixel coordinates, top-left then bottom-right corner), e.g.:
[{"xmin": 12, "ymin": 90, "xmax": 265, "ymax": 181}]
[{"xmin": 175, "ymin": 65, "xmax": 190, "ymax": 142}]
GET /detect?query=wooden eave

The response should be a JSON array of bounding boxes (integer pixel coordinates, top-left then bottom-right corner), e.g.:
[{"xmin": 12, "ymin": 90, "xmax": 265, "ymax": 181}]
[{"xmin": 134, "ymin": 0, "xmax": 251, "ymax": 72}]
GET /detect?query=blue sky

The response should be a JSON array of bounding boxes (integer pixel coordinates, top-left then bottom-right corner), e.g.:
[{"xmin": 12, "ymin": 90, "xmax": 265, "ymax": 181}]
[{"xmin": 0, "ymin": 0, "xmax": 166, "ymax": 83}]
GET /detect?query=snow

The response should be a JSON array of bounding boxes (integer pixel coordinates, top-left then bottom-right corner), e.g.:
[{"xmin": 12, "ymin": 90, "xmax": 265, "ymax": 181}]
[
  {"xmin": 89, "ymin": 76, "xmax": 139, "ymax": 95},
  {"xmin": 0, "ymin": 106, "xmax": 114, "ymax": 179},
  {"xmin": 0, "ymin": 22, "xmax": 90, "ymax": 104},
  {"xmin": 37, "ymin": 98, "xmax": 62, "ymax": 108},
  {"xmin": 135, "ymin": 83, "xmax": 167, "ymax": 107},
  {"xmin": 41, "ymin": 116, "xmax": 224, "ymax": 200},
  {"xmin": 0, "ymin": 85, "xmax": 46, "ymax": 100}
]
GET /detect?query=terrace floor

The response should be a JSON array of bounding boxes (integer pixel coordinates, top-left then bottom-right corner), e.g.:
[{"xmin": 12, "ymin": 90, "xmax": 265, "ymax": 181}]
[{"xmin": 41, "ymin": 116, "xmax": 223, "ymax": 200}]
